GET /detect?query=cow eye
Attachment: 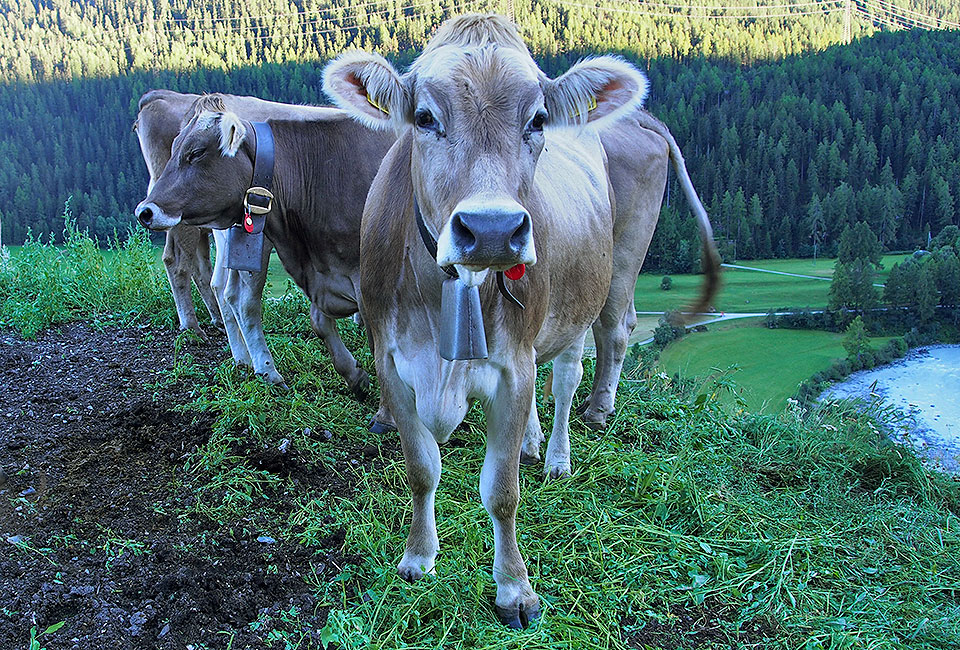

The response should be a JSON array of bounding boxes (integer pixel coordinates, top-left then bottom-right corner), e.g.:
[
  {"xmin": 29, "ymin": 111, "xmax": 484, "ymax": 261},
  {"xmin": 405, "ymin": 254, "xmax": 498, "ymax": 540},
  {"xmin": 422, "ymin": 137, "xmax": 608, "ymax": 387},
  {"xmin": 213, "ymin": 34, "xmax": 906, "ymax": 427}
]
[
  {"xmin": 527, "ymin": 110, "xmax": 547, "ymax": 133},
  {"xmin": 185, "ymin": 148, "xmax": 205, "ymax": 164},
  {"xmin": 415, "ymin": 108, "xmax": 437, "ymax": 132}
]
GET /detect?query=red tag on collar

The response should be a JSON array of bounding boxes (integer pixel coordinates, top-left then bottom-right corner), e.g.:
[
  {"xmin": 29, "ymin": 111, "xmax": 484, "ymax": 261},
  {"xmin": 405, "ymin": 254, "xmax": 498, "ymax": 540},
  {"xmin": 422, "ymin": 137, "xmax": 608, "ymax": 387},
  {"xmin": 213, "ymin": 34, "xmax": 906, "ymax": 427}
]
[
  {"xmin": 243, "ymin": 212, "xmax": 255, "ymax": 233},
  {"xmin": 504, "ymin": 264, "xmax": 525, "ymax": 280}
]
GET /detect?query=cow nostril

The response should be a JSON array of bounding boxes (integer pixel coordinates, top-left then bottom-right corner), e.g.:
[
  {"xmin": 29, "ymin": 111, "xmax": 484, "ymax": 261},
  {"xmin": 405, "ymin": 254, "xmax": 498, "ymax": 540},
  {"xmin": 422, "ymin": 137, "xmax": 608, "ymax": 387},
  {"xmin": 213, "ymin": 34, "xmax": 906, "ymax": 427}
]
[
  {"xmin": 510, "ymin": 213, "xmax": 531, "ymax": 250},
  {"xmin": 450, "ymin": 213, "xmax": 477, "ymax": 251},
  {"xmin": 137, "ymin": 205, "xmax": 154, "ymax": 227}
]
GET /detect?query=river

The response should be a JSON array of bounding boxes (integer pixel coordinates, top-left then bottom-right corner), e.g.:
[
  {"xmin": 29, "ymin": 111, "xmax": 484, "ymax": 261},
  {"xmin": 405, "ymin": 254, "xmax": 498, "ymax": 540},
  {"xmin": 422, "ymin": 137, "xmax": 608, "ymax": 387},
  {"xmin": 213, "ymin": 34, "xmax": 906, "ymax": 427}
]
[{"xmin": 821, "ymin": 345, "xmax": 960, "ymax": 473}]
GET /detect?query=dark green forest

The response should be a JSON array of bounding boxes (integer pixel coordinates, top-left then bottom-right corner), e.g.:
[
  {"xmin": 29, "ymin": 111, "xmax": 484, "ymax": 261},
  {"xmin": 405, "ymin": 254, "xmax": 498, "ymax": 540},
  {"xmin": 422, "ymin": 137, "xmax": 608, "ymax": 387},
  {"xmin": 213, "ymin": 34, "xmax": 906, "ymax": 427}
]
[{"xmin": 2, "ymin": 0, "xmax": 960, "ymax": 272}]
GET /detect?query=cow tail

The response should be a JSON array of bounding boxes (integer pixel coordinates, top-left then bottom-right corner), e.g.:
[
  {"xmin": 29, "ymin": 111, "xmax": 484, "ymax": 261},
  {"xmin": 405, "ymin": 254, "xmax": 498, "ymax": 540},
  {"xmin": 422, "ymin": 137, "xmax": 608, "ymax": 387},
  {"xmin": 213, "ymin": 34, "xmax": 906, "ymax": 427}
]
[{"xmin": 635, "ymin": 110, "xmax": 721, "ymax": 321}]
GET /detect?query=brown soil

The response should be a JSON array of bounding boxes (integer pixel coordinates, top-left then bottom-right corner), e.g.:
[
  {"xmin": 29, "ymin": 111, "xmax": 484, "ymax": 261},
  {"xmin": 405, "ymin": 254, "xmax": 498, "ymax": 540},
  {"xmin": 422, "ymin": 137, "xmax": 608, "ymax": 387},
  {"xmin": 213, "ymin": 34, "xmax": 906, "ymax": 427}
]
[{"xmin": 0, "ymin": 323, "xmax": 363, "ymax": 650}]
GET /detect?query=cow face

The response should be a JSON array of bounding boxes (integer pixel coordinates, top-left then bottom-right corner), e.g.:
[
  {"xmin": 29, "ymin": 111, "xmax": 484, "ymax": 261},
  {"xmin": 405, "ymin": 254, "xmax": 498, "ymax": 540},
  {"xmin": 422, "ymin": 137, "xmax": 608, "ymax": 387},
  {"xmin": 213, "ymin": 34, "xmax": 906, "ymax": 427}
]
[
  {"xmin": 136, "ymin": 110, "xmax": 253, "ymax": 231},
  {"xmin": 324, "ymin": 35, "xmax": 647, "ymax": 285}
]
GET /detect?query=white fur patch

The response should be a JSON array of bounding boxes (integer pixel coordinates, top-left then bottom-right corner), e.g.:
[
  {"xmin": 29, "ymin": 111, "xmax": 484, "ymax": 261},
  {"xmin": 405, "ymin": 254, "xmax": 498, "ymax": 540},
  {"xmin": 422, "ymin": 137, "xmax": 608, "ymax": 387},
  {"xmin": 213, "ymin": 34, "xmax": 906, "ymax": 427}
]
[{"xmin": 218, "ymin": 111, "xmax": 246, "ymax": 157}]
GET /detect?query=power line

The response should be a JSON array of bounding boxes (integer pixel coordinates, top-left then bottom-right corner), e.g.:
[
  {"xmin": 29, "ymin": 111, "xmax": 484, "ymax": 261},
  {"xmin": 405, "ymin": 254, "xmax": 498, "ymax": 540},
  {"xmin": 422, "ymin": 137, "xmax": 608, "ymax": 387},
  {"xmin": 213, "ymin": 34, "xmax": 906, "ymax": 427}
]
[{"xmin": 555, "ymin": 0, "xmax": 844, "ymax": 19}]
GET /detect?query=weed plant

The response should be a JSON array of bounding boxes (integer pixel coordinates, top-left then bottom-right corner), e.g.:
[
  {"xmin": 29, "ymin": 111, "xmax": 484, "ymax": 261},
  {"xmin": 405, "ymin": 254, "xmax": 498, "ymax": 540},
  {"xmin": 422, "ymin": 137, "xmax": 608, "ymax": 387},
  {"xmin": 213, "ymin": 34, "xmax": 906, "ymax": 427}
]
[{"xmin": 0, "ymin": 200, "xmax": 172, "ymax": 337}]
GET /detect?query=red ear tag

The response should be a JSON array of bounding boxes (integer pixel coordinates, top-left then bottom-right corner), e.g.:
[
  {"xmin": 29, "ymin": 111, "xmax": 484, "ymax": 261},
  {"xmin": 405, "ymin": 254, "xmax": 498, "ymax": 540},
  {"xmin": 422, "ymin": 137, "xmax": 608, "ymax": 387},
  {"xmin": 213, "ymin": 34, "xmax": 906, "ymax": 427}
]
[
  {"xmin": 243, "ymin": 212, "xmax": 254, "ymax": 233},
  {"xmin": 504, "ymin": 264, "xmax": 525, "ymax": 280}
]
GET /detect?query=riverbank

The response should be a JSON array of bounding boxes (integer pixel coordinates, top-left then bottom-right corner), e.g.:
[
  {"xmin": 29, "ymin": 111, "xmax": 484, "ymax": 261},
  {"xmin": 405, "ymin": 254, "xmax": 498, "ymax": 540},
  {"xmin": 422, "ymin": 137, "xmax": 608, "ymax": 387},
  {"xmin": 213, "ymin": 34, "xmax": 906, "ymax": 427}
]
[{"xmin": 822, "ymin": 345, "xmax": 960, "ymax": 473}]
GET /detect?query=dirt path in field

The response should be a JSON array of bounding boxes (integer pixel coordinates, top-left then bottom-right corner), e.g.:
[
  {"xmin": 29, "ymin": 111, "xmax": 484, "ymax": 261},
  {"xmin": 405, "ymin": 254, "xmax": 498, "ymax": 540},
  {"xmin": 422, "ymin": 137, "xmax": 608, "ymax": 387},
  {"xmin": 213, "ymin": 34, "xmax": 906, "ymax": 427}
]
[{"xmin": 0, "ymin": 323, "xmax": 365, "ymax": 650}]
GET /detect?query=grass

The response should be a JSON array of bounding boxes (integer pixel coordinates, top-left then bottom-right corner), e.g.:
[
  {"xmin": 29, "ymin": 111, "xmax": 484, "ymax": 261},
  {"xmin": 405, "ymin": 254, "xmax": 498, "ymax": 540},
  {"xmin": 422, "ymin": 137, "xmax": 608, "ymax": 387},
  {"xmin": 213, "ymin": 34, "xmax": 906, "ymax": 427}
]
[
  {"xmin": 6, "ymin": 225, "xmax": 960, "ymax": 648},
  {"xmin": 656, "ymin": 319, "xmax": 895, "ymax": 412},
  {"xmin": 636, "ymin": 254, "xmax": 910, "ymax": 314}
]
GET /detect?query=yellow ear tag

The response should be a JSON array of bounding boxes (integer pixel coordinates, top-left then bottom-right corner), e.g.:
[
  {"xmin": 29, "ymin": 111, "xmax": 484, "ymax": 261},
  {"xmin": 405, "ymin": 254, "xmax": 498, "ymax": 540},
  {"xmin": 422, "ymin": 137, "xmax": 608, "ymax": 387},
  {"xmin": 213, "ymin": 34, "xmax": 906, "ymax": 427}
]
[
  {"xmin": 569, "ymin": 95, "xmax": 598, "ymax": 118},
  {"xmin": 366, "ymin": 94, "xmax": 390, "ymax": 115}
]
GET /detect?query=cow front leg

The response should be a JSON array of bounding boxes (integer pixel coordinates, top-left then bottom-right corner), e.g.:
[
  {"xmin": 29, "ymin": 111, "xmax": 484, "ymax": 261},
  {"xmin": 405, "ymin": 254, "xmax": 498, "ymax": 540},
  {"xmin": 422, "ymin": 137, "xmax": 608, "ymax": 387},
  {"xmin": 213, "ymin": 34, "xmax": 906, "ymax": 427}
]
[
  {"xmin": 211, "ymin": 233, "xmax": 252, "ymax": 369},
  {"xmin": 544, "ymin": 332, "xmax": 586, "ymax": 479},
  {"xmin": 223, "ymin": 252, "xmax": 284, "ymax": 386},
  {"xmin": 482, "ymin": 370, "xmax": 540, "ymax": 628},
  {"xmin": 394, "ymin": 403, "xmax": 441, "ymax": 580},
  {"xmin": 163, "ymin": 226, "xmax": 202, "ymax": 333},
  {"xmin": 309, "ymin": 306, "xmax": 369, "ymax": 397}
]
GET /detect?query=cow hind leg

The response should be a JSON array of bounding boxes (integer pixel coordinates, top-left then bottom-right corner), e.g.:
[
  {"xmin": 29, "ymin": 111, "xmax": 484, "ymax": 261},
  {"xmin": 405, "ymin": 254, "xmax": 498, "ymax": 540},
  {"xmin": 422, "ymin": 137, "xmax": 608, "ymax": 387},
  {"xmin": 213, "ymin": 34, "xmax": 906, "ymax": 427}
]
[
  {"xmin": 544, "ymin": 332, "xmax": 586, "ymax": 479},
  {"xmin": 519, "ymin": 392, "xmax": 543, "ymax": 465},
  {"xmin": 481, "ymin": 370, "xmax": 540, "ymax": 628},
  {"xmin": 581, "ymin": 303, "xmax": 636, "ymax": 429},
  {"xmin": 185, "ymin": 229, "xmax": 223, "ymax": 329},
  {"xmin": 310, "ymin": 306, "xmax": 369, "ymax": 397},
  {"xmin": 163, "ymin": 227, "xmax": 202, "ymax": 333}
]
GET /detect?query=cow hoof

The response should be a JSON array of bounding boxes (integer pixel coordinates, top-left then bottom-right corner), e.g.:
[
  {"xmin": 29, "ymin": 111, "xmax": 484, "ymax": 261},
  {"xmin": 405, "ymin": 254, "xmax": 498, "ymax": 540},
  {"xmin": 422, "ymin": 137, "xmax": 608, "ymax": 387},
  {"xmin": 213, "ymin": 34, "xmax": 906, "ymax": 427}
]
[
  {"xmin": 545, "ymin": 465, "xmax": 571, "ymax": 480},
  {"xmin": 368, "ymin": 419, "xmax": 397, "ymax": 435},
  {"xmin": 397, "ymin": 556, "xmax": 435, "ymax": 582},
  {"xmin": 348, "ymin": 370, "xmax": 371, "ymax": 399},
  {"xmin": 575, "ymin": 399, "xmax": 591, "ymax": 416},
  {"xmin": 519, "ymin": 450, "xmax": 540, "ymax": 466},
  {"xmin": 582, "ymin": 407, "xmax": 614, "ymax": 430},
  {"xmin": 494, "ymin": 602, "xmax": 541, "ymax": 630}
]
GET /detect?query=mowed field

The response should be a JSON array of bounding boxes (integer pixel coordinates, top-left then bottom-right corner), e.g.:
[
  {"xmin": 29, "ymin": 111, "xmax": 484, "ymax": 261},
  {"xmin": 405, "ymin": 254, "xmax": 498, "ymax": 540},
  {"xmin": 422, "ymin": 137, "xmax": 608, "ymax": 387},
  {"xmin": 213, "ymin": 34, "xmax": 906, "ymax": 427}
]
[
  {"xmin": 657, "ymin": 318, "xmax": 894, "ymax": 412},
  {"xmin": 634, "ymin": 254, "xmax": 909, "ymax": 313}
]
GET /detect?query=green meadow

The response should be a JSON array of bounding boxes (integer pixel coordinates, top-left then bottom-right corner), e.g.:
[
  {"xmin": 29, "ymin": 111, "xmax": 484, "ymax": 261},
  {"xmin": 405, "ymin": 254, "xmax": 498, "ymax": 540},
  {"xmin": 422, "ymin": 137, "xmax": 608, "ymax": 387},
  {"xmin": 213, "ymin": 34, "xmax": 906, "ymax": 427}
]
[
  {"xmin": 657, "ymin": 319, "xmax": 896, "ymax": 412},
  {"xmin": 634, "ymin": 254, "xmax": 910, "ymax": 314}
]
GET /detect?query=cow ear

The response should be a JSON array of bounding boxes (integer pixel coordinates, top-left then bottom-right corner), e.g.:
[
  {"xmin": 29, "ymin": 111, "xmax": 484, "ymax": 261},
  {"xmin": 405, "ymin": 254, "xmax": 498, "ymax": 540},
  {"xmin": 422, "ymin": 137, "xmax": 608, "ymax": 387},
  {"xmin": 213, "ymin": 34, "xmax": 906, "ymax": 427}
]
[
  {"xmin": 218, "ymin": 111, "xmax": 247, "ymax": 157},
  {"xmin": 542, "ymin": 56, "xmax": 648, "ymax": 127},
  {"xmin": 323, "ymin": 51, "xmax": 408, "ymax": 131}
]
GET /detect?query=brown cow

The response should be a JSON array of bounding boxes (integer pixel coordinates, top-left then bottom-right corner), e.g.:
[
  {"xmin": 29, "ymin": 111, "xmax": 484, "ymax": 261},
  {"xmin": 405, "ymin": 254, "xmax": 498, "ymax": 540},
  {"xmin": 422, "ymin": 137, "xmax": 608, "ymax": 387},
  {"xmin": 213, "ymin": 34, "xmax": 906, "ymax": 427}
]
[
  {"xmin": 135, "ymin": 94, "xmax": 395, "ymax": 397},
  {"xmin": 324, "ymin": 13, "xmax": 661, "ymax": 627}
]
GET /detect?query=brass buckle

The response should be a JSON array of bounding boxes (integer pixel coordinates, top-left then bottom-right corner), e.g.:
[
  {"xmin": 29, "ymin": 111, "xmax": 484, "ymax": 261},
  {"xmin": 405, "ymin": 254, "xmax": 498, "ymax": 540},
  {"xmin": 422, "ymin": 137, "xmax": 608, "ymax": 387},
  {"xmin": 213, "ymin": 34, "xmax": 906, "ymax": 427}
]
[{"xmin": 244, "ymin": 187, "xmax": 274, "ymax": 215}]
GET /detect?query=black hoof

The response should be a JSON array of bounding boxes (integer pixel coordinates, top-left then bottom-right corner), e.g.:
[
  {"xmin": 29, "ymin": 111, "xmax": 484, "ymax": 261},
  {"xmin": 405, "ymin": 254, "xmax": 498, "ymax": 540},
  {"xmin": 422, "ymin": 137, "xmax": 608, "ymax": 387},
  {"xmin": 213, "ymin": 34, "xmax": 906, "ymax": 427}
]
[
  {"xmin": 519, "ymin": 452, "xmax": 540, "ymax": 466},
  {"xmin": 575, "ymin": 400, "xmax": 590, "ymax": 416},
  {"xmin": 368, "ymin": 419, "xmax": 397, "ymax": 435},
  {"xmin": 495, "ymin": 603, "xmax": 541, "ymax": 629}
]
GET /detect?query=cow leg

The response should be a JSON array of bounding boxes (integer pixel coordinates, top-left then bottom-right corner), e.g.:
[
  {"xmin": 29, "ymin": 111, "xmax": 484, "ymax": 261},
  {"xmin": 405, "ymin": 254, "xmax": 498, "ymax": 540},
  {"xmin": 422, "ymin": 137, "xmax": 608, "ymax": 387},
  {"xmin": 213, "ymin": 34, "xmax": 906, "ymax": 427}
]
[
  {"xmin": 224, "ymin": 260, "xmax": 284, "ymax": 387},
  {"xmin": 481, "ymin": 367, "xmax": 540, "ymax": 628},
  {"xmin": 309, "ymin": 306, "xmax": 369, "ymax": 397},
  {"xmin": 544, "ymin": 332, "xmax": 586, "ymax": 479},
  {"xmin": 519, "ymin": 392, "xmax": 543, "ymax": 464},
  {"xmin": 581, "ymin": 294, "xmax": 637, "ymax": 429},
  {"xmin": 210, "ymin": 233, "xmax": 253, "ymax": 369},
  {"xmin": 183, "ymin": 228, "xmax": 224, "ymax": 329},
  {"xmin": 392, "ymin": 384, "xmax": 441, "ymax": 581},
  {"xmin": 162, "ymin": 226, "xmax": 202, "ymax": 333}
]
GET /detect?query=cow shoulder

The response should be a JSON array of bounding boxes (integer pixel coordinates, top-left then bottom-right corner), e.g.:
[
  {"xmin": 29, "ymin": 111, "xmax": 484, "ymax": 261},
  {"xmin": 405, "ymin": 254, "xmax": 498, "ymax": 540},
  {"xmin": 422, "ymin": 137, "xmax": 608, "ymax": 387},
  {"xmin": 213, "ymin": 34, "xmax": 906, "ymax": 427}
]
[{"xmin": 359, "ymin": 132, "xmax": 414, "ymax": 317}]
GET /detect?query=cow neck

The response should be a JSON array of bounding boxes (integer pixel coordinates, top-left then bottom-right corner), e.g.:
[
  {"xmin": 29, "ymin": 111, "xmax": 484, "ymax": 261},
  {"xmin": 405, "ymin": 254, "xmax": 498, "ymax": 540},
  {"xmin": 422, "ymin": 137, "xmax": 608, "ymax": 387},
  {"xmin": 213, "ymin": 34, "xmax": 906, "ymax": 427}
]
[{"xmin": 412, "ymin": 194, "xmax": 524, "ymax": 310}]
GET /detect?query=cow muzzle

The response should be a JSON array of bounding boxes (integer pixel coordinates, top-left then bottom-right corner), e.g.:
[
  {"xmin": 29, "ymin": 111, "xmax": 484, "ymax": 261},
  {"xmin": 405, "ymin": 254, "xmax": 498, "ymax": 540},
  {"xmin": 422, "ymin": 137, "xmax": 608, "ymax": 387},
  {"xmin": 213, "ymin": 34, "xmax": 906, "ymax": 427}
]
[
  {"xmin": 437, "ymin": 203, "xmax": 536, "ymax": 271},
  {"xmin": 135, "ymin": 201, "xmax": 181, "ymax": 231}
]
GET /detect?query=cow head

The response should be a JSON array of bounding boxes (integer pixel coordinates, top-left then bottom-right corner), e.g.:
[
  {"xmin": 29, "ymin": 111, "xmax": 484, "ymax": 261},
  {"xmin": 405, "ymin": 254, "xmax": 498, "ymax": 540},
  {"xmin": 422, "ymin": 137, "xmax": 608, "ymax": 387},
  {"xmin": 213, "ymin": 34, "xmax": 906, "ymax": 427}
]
[
  {"xmin": 323, "ymin": 14, "xmax": 647, "ymax": 285},
  {"xmin": 136, "ymin": 97, "xmax": 254, "ymax": 231}
]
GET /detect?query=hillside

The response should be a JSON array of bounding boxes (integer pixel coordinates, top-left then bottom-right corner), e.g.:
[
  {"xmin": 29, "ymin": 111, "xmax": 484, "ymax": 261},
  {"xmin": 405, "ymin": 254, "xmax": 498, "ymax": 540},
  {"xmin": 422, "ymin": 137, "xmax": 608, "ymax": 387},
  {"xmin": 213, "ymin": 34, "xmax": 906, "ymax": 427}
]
[{"xmin": 0, "ymin": 2, "xmax": 959, "ymax": 271}]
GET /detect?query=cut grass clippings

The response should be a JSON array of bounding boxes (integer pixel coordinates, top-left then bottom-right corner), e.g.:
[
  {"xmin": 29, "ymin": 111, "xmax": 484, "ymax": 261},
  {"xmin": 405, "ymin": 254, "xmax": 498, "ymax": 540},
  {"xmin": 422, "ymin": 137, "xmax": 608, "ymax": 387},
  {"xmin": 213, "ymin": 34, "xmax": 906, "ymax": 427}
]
[{"xmin": 6, "ymin": 220, "xmax": 959, "ymax": 649}]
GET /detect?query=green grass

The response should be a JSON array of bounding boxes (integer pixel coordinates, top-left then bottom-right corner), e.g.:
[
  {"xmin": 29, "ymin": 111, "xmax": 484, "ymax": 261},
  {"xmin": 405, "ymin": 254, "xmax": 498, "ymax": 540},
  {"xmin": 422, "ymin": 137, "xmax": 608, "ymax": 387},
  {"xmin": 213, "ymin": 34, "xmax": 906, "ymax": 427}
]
[
  {"xmin": 656, "ymin": 319, "xmax": 895, "ymax": 412},
  {"xmin": 6, "ymin": 227, "xmax": 960, "ymax": 648},
  {"xmin": 636, "ymin": 254, "xmax": 910, "ymax": 314}
]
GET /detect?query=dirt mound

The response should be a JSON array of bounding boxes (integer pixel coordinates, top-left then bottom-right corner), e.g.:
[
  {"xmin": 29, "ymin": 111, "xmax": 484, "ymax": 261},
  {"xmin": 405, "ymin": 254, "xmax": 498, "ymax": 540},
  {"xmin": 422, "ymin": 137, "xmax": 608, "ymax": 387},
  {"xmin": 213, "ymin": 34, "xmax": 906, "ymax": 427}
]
[{"xmin": 0, "ymin": 323, "xmax": 355, "ymax": 649}]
